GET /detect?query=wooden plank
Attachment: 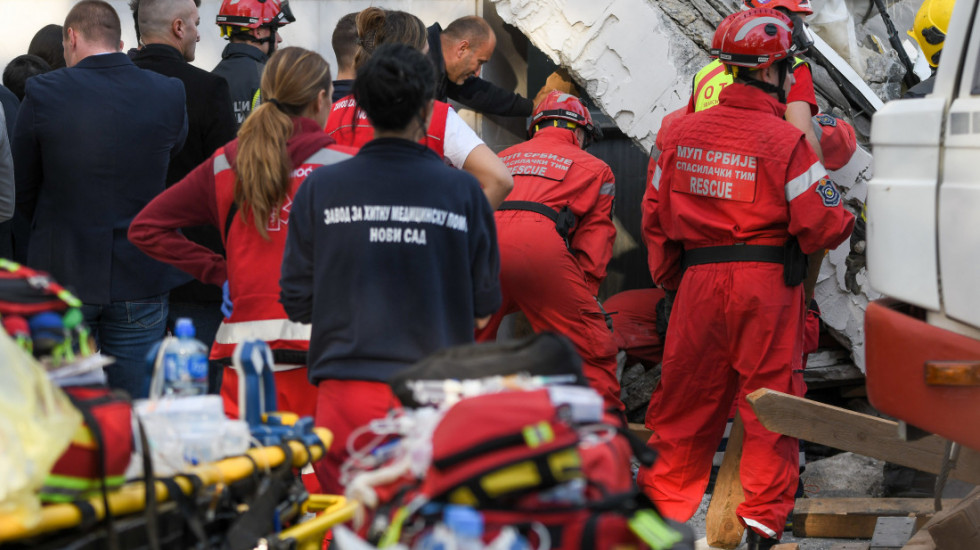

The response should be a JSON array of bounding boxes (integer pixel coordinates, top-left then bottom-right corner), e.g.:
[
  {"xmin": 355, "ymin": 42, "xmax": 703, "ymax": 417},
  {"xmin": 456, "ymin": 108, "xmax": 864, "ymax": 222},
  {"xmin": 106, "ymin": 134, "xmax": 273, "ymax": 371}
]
[
  {"xmin": 792, "ymin": 498, "xmax": 956, "ymax": 538},
  {"xmin": 629, "ymin": 422, "xmax": 652, "ymax": 442},
  {"xmin": 706, "ymin": 413, "xmax": 745, "ymax": 549},
  {"xmin": 773, "ymin": 544, "xmax": 799, "ymax": 550},
  {"xmin": 903, "ymin": 488, "xmax": 980, "ymax": 550},
  {"xmin": 746, "ymin": 389, "xmax": 980, "ymax": 485}
]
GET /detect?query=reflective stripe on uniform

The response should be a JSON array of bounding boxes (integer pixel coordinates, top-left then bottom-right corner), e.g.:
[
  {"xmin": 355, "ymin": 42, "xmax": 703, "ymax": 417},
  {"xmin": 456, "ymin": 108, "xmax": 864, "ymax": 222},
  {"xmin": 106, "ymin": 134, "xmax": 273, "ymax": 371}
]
[
  {"xmin": 599, "ymin": 182, "xmax": 615, "ymax": 196},
  {"xmin": 214, "ymin": 318, "xmax": 311, "ymax": 345},
  {"xmin": 651, "ymin": 165, "xmax": 662, "ymax": 191},
  {"xmin": 304, "ymin": 148, "xmax": 352, "ymax": 166},
  {"xmin": 214, "ymin": 153, "xmax": 231, "ymax": 175},
  {"xmin": 742, "ymin": 517, "xmax": 778, "ymax": 539},
  {"xmin": 784, "ymin": 161, "xmax": 824, "ymax": 201}
]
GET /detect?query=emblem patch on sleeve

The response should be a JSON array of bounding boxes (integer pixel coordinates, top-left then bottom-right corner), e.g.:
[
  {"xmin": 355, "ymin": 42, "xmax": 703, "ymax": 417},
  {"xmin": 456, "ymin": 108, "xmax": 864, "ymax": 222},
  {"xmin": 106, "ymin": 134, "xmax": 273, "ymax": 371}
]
[{"xmin": 815, "ymin": 178, "xmax": 841, "ymax": 207}]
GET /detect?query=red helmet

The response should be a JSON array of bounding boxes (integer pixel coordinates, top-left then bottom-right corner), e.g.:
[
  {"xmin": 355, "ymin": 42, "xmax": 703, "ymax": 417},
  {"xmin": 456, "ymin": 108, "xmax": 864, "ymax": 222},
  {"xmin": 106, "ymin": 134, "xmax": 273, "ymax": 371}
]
[
  {"xmin": 710, "ymin": 13, "xmax": 740, "ymax": 58},
  {"xmin": 529, "ymin": 91, "xmax": 600, "ymax": 144},
  {"xmin": 217, "ymin": 0, "xmax": 295, "ymax": 37},
  {"xmin": 718, "ymin": 8, "xmax": 798, "ymax": 69},
  {"xmin": 743, "ymin": 0, "xmax": 813, "ymax": 15}
]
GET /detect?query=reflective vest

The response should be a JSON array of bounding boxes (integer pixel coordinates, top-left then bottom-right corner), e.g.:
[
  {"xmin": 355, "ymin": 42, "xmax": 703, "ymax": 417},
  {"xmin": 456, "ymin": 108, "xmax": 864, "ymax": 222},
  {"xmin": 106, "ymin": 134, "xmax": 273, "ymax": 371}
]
[
  {"xmin": 324, "ymin": 94, "xmax": 450, "ymax": 159},
  {"xmin": 211, "ymin": 144, "xmax": 351, "ymax": 369},
  {"xmin": 692, "ymin": 58, "xmax": 807, "ymax": 112}
]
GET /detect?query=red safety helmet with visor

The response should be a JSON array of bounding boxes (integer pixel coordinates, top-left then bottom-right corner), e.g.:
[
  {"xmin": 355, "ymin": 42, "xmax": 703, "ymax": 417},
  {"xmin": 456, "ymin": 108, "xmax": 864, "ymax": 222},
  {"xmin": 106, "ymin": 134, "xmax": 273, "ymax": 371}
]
[
  {"xmin": 529, "ymin": 90, "xmax": 602, "ymax": 147},
  {"xmin": 217, "ymin": 0, "xmax": 295, "ymax": 40}
]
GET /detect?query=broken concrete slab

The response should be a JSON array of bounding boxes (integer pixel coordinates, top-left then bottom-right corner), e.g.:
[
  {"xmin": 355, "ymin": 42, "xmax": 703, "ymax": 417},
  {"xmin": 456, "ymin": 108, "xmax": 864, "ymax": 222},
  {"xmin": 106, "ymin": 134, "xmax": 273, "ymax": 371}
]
[{"xmin": 802, "ymin": 452, "xmax": 885, "ymax": 499}]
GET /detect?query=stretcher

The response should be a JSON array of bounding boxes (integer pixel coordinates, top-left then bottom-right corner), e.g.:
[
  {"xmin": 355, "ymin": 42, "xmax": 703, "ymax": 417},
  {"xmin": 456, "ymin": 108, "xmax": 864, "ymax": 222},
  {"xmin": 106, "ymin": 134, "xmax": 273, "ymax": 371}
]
[{"xmin": 0, "ymin": 427, "xmax": 357, "ymax": 549}]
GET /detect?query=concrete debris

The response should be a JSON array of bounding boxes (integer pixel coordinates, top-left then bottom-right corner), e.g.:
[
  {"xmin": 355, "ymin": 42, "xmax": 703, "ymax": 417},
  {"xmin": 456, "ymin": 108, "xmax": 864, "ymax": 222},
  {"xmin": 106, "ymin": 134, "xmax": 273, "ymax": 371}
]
[
  {"xmin": 620, "ymin": 362, "xmax": 660, "ymax": 423},
  {"xmin": 801, "ymin": 452, "xmax": 885, "ymax": 499}
]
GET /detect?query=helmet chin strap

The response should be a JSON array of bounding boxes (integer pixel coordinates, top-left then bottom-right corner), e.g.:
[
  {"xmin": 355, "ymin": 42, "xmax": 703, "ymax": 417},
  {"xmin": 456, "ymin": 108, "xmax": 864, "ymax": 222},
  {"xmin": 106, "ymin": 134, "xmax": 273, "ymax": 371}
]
[{"xmin": 743, "ymin": 61, "xmax": 789, "ymax": 103}]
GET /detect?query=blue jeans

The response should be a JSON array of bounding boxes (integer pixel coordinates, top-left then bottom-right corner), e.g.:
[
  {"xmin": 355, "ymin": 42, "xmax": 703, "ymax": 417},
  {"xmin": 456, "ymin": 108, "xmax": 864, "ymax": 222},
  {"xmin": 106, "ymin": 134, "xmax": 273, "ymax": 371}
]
[
  {"xmin": 82, "ymin": 294, "xmax": 168, "ymax": 399},
  {"xmin": 168, "ymin": 301, "xmax": 225, "ymax": 394}
]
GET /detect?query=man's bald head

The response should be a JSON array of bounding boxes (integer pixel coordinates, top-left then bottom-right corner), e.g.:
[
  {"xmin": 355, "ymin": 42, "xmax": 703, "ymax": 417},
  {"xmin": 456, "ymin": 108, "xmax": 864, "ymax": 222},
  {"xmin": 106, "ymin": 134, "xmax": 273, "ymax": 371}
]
[
  {"xmin": 137, "ymin": 0, "xmax": 201, "ymax": 61},
  {"xmin": 440, "ymin": 16, "xmax": 497, "ymax": 85}
]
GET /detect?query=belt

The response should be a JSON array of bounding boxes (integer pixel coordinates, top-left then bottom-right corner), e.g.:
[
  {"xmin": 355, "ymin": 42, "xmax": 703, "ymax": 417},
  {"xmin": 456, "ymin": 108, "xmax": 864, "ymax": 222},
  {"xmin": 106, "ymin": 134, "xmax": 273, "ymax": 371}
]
[
  {"xmin": 683, "ymin": 244, "xmax": 785, "ymax": 268},
  {"xmin": 498, "ymin": 201, "xmax": 560, "ymax": 223},
  {"xmin": 498, "ymin": 201, "xmax": 576, "ymax": 250}
]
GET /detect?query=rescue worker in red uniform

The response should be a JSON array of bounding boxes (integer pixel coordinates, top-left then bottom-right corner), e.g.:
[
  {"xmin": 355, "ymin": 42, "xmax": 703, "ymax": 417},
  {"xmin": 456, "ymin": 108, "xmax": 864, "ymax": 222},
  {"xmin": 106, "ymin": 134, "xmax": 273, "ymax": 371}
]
[
  {"xmin": 638, "ymin": 10, "xmax": 854, "ymax": 549},
  {"xmin": 475, "ymin": 91, "xmax": 623, "ymax": 412}
]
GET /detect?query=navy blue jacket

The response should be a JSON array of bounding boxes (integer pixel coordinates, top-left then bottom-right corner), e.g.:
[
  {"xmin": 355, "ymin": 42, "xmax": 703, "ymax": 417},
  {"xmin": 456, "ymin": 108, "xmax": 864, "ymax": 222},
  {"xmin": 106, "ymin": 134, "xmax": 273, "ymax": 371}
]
[
  {"xmin": 212, "ymin": 43, "xmax": 266, "ymax": 127},
  {"xmin": 280, "ymin": 138, "xmax": 502, "ymax": 384},
  {"xmin": 13, "ymin": 52, "xmax": 190, "ymax": 304},
  {"xmin": 133, "ymin": 43, "xmax": 237, "ymax": 304}
]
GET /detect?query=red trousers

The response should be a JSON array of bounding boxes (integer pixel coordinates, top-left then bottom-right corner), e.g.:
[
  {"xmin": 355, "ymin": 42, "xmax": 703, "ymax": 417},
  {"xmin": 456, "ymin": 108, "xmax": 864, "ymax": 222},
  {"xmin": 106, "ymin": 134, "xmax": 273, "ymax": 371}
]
[
  {"xmin": 637, "ymin": 263, "xmax": 806, "ymax": 539},
  {"xmin": 220, "ymin": 366, "xmax": 321, "ymax": 493},
  {"xmin": 312, "ymin": 379, "xmax": 401, "ymax": 495},
  {"xmin": 476, "ymin": 217, "xmax": 623, "ymax": 411}
]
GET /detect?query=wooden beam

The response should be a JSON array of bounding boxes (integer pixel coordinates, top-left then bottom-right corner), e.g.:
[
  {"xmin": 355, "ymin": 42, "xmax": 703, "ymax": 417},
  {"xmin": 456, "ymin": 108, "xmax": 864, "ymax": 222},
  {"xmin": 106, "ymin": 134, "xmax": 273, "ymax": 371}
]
[
  {"xmin": 902, "ymin": 488, "xmax": 980, "ymax": 550},
  {"xmin": 706, "ymin": 413, "xmax": 746, "ymax": 549},
  {"xmin": 746, "ymin": 389, "xmax": 980, "ymax": 485},
  {"xmin": 773, "ymin": 544, "xmax": 799, "ymax": 550},
  {"xmin": 629, "ymin": 422, "xmax": 652, "ymax": 442},
  {"xmin": 793, "ymin": 498, "xmax": 955, "ymax": 539}
]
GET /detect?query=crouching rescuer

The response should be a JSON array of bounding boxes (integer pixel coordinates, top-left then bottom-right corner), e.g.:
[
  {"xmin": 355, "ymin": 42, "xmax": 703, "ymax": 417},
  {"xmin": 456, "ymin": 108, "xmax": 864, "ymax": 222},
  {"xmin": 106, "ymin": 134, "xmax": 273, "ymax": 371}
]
[
  {"xmin": 638, "ymin": 8, "xmax": 854, "ymax": 549},
  {"xmin": 475, "ymin": 90, "xmax": 624, "ymax": 413}
]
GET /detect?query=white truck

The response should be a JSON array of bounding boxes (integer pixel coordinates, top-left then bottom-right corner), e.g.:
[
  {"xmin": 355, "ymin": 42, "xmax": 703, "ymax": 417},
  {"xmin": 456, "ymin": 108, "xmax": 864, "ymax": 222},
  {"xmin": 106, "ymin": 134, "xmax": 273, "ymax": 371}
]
[{"xmin": 866, "ymin": 0, "xmax": 980, "ymax": 453}]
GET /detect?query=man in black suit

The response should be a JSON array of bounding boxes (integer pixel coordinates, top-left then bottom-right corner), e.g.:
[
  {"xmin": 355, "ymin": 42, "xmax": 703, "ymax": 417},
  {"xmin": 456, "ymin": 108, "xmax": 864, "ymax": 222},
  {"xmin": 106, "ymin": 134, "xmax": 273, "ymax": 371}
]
[
  {"xmin": 132, "ymin": 0, "xmax": 237, "ymax": 393},
  {"xmin": 13, "ymin": 0, "xmax": 189, "ymax": 398},
  {"xmin": 427, "ymin": 16, "xmax": 533, "ymax": 118}
]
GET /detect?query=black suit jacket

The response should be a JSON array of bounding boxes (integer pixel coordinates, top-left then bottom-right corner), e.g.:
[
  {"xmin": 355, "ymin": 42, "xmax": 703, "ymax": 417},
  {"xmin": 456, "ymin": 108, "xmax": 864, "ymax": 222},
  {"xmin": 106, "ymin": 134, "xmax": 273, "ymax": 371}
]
[
  {"xmin": 133, "ymin": 44, "xmax": 237, "ymax": 303},
  {"xmin": 13, "ymin": 52, "xmax": 190, "ymax": 304},
  {"xmin": 426, "ymin": 23, "xmax": 533, "ymax": 118}
]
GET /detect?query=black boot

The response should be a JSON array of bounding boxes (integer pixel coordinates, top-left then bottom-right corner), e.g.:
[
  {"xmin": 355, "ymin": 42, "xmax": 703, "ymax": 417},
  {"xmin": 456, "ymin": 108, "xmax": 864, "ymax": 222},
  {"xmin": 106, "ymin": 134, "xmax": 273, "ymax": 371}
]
[{"xmin": 745, "ymin": 529, "xmax": 779, "ymax": 550}]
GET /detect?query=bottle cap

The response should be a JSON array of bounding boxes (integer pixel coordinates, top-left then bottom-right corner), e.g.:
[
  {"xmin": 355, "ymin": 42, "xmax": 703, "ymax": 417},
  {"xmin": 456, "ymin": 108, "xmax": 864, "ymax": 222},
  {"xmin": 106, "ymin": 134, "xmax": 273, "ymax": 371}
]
[
  {"xmin": 175, "ymin": 318, "xmax": 196, "ymax": 339},
  {"xmin": 444, "ymin": 505, "xmax": 483, "ymax": 538}
]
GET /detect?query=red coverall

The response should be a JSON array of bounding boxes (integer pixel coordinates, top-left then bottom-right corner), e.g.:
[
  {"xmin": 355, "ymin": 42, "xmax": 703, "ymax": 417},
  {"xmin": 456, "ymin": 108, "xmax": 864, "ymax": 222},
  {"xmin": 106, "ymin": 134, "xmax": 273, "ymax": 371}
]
[
  {"xmin": 638, "ymin": 83, "xmax": 854, "ymax": 539},
  {"xmin": 475, "ymin": 126, "xmax": 623, "ymax": 411}
]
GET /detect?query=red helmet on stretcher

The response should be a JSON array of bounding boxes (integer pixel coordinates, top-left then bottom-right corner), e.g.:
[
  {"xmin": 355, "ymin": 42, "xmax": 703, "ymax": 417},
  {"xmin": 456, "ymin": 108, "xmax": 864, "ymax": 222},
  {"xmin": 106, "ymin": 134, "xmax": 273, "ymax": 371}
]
[{"xmin": 529, "ymin": 90, "xmax": 602, "ymax": 146}]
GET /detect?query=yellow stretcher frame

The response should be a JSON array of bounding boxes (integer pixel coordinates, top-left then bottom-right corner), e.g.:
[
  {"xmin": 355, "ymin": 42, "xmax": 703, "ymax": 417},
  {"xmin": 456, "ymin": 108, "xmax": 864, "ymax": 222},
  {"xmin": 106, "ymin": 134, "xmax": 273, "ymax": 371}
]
[{"xmin": 0, "ymin": 428, "xmax": 352, "ymax": 545}]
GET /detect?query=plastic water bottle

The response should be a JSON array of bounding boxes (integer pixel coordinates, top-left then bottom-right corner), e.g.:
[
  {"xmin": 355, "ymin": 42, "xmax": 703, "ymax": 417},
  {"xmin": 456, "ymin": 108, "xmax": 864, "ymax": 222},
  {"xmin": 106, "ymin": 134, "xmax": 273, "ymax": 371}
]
[
  {"xmin": 161, "ymin": 318, "xmax": 208, "ymax": 396},
  {"xmin": 444, "ymin": 505, "xmax": 484, "ymax": 550}
]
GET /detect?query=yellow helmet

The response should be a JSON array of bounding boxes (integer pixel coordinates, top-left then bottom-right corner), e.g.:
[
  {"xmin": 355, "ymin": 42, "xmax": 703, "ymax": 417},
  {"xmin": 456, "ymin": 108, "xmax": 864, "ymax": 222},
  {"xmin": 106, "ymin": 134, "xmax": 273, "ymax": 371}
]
[{"xmin": 909, "ymin": 0, "xmax": 955, "ymax": 67}]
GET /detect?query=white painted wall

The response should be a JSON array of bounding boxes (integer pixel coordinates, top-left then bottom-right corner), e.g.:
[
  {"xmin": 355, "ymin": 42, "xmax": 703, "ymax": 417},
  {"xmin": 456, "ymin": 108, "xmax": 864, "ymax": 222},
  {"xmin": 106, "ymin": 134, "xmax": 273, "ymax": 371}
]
[{"xmin": 0, "ymin": 0, "xmax": 479, "ymax": 78}]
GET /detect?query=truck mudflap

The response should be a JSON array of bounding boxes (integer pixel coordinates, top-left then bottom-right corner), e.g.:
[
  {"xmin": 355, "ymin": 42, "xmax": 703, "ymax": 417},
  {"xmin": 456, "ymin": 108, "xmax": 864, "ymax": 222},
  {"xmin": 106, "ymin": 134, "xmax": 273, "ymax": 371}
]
[{"xmin": 866, "ymin": 299, "xmax": 980, "ymax": 452}]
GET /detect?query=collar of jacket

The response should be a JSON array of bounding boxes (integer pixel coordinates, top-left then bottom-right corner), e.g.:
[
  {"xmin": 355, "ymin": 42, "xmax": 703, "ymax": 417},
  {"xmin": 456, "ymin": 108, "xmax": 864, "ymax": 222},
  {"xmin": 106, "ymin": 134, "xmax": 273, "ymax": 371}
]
[
  {"xmin": 426, "ymin": 23, "xmax": 449, "ymax": 101},
  {"xmin": 531, "ymin": 124, "xmax": 581, "ymax": 147},
  {"xmin": 73, "ymin": 51, "xmax": 133, "ymax": 69},
  {"xmin": 718, "ymin": 82, "xmax": 788, "ymax": 119},
  {"xmin": 133, "ymin": 43, "xmax": 185, "ymax": 62},
  {"xmin": 221, "ymin": 42, "xmax": 268, "ymax": 63}
]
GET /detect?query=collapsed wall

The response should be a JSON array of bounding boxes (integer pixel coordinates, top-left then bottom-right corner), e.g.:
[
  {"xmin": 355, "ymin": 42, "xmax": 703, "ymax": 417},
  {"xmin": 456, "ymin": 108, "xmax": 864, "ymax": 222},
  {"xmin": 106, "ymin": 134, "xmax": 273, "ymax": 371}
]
[{"xmin": 491, "ymin": 0, "xmax": 921, "ymax": 371}]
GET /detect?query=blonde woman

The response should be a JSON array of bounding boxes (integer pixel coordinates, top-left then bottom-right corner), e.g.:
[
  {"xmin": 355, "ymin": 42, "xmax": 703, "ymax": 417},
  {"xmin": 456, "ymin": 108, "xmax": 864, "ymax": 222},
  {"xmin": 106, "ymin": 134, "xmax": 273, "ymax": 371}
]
[{"xmin": 130, "ymin": 47, "xmax": 351, "ymax": 421}]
